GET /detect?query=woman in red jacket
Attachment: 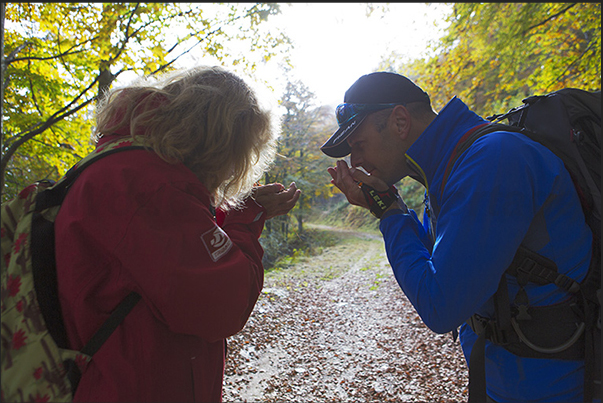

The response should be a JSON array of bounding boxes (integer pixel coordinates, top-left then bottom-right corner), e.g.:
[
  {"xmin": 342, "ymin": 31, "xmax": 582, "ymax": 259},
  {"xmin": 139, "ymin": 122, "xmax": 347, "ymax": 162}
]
[{"xmin": 55, "ymin": 66, "xmax": 300, "ymax": 402}]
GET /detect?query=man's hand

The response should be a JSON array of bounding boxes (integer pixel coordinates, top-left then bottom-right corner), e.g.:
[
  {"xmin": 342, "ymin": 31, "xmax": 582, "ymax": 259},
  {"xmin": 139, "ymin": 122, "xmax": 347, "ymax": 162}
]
[
  {"xmin": 327, "ymin": 160, "xmax": 389, "ymax": 209},
  {"xmin": 253, "ymin": 182, "xmax": 301, "ymax": 219}
]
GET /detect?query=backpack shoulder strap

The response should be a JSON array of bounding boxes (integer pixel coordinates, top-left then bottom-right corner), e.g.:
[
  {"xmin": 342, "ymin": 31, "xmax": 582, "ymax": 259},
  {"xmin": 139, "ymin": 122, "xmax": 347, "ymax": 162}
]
[
  {"xmin": 32, "ymin": 138, "xmax": 145, "ymax": 349},
  {"xmin": 81, "ymin": 292, "xmax": 142, "ymax": 355},
  {"xmin": 440, "ymin": 122, "xmax": 525, "ymax": 195},
  {"xmin": 36, "ymin": 139, "xmax": 146, "ymax": 211},
  {"xmin": 65, "ymin": 291, "xmax": 142, "ymax": 393}
]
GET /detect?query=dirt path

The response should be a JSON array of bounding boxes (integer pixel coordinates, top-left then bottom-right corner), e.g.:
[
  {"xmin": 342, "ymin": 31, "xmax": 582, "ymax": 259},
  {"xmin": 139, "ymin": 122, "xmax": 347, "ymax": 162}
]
[{"xmin": 223, "ymin": 229, "xmax": 468, "ymax": 402}]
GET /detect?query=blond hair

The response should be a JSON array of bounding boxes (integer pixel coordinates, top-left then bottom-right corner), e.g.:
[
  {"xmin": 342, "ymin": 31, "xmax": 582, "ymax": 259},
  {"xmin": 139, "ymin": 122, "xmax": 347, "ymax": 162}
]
[{"xmin": 95, "ymin": 66, "xmax": 277, "ymax": 209}]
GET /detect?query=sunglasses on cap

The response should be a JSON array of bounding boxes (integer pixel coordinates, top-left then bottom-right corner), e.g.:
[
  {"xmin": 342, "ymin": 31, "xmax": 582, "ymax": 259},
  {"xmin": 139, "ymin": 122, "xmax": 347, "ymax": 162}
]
[{"xmin": 335, "ymin": 103, "xmax": 402, "ymax": 127}]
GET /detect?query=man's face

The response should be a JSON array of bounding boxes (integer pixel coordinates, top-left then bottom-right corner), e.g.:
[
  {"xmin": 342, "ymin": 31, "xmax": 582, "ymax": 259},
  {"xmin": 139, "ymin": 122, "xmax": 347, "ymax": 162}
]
[{"xmin": 346, "ymin": 111, "xmax": 411, "ymax": 186}]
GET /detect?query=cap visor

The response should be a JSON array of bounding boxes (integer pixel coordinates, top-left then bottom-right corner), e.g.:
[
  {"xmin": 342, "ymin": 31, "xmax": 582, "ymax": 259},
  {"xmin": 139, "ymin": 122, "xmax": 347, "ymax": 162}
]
[{"xmin": 320, "ymin": 115, "xmax": 366, "ymax": 158}]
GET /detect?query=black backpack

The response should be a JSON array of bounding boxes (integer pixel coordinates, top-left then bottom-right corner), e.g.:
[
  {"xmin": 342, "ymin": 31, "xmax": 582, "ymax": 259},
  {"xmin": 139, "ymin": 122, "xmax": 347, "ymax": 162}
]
[{"xmin": 441, "ymin": 89, "xmax": 601, "ymax": 402}]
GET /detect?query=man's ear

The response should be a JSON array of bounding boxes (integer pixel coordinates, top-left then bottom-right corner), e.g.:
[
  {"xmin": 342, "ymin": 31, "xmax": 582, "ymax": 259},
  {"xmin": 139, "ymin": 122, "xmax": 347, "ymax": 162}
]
[{"xmin": 391, "ymin": 104, "xmax": 411, "ymax": 140}]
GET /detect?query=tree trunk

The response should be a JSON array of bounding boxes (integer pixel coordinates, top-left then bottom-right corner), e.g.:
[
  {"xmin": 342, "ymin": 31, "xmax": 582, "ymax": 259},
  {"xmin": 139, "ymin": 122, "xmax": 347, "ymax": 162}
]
[
  {"xmin": 296, "ymin": 213, "xmax": 303, "ymax": 234},
  {"xmin": 97, "ymin": 66, "xmax": 114, "ymax": 102},
  {"xmin": 1, "ymin": 3, "xmax": 7, "ymax": 197}
]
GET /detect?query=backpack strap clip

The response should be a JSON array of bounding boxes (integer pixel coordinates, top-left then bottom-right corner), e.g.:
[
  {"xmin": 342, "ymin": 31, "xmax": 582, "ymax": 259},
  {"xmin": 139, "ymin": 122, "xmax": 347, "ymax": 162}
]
[
  {"xmin": 468, "ymin": 314, "xmax": 510, "ymax": 345},
  {"xmin": 554, "ymin": 274, "xmax": 581, "ymax": 294},
  {"xmin": 509, "ymin": 246, "xmax": 557, "ymax": 283}
]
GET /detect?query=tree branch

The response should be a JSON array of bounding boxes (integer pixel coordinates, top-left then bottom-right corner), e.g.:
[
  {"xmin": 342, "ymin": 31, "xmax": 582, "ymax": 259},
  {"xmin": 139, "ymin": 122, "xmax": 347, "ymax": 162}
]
[
  {"xmin": 10, "ymin": 34, "xmax": 102, "ymax": 64},
  {"xmin": 106, "ymin": 3, "xmax": 140, "ymax": 66},
  {"xmin": 157, "ymin": 4, "xmax": 268, "ymax": 68},
  {"xmin": 545, "ymin": 36, "xmax": 598, "ymax": 91},
  {"xmin": 1, "ymin": 95, "xmax": 95, "ymax": 169},
  {"xmin": 522, "ymin": 3, "xmax": 577, "ymax": 36},
  {"xmin": 3, "ymin": 42, "xmax": 32, "ymax": 64},
  {"xmin": 2, "ymin": 72, "xmax": 100, "ymax": 155},
  {"xmin": 149, "ymin": 26, "xmax": 225, "ymax": 76}
]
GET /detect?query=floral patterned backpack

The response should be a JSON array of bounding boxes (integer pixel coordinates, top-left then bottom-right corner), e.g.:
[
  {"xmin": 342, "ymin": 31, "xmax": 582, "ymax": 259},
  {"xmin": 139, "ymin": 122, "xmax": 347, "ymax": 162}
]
[{"xmin": 1, "ymin": 138, "xmax": 143, "ymax": 402}]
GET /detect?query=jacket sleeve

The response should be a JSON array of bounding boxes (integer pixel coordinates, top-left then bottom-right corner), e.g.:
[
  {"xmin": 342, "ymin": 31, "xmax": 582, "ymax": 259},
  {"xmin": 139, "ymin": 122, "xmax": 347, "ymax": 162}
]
[
  {"xmin": 379, "ymin": 132, "xmax": 563, "ymax": 334},
  {"xmin": 113, "ymin": 182, "xmax": 266, "ymax": 342}
]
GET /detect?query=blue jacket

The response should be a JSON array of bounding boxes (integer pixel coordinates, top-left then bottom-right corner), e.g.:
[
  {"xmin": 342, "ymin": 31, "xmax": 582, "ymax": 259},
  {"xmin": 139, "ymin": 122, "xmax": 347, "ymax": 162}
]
[{"xmin": 379, "ymin": 97, "xmax": 592, "ymax": 402}]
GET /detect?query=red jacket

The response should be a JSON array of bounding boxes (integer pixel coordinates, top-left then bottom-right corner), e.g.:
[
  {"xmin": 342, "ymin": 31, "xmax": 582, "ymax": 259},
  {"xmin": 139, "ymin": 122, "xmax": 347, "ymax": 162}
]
[{"xmin": 55, "ymin": 136, "xmax": 266, "ymax": 402}]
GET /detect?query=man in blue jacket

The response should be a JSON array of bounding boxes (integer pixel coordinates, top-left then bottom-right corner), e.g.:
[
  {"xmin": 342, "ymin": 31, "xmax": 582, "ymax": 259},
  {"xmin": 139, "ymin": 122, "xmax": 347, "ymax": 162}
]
[{"xmin": 321, "ymin": 72, "xmax": 592, "ymax": 402}]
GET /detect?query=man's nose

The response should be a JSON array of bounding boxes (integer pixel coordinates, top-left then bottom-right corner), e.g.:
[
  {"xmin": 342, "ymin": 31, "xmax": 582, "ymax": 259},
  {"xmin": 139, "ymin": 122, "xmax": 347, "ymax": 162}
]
[{"xmin": 350, "ymin": 152, "xmax": 362, "ymax": 168}]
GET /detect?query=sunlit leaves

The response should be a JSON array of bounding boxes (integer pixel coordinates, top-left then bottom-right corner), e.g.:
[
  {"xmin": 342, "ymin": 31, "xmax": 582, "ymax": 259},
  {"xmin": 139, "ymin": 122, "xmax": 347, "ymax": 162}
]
[
  {"xmin": 2, "ymin": 2, "xmax": 290, "ymax": 201},
  {"xmin": 382, "ymin": 3, "xmax": 601, "ymax": 116}
]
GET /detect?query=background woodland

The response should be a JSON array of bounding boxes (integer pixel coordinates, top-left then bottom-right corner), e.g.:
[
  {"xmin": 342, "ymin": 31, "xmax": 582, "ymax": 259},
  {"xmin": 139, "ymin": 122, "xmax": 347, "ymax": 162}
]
[{"xmin": 1, "ymin": 2, "xmax": 600, "ymax": 266}]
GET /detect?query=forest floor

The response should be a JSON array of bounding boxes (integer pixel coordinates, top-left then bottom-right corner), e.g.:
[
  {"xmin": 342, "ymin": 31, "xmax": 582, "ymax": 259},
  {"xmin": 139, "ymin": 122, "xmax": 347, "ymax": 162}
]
[{"xmin": 223, "ymin": 226, "xmax": 469, "ymax": 402}]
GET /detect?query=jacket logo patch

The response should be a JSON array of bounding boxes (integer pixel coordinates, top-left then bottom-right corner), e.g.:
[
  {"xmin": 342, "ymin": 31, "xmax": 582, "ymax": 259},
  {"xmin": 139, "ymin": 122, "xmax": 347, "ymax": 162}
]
[{"xmin": 201, "ymin": 227, "xmax": 233, "ymax": 262}]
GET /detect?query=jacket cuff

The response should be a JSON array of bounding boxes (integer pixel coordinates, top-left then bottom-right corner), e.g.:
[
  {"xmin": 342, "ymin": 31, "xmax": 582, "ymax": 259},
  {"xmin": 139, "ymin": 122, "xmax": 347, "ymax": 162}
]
[
  {"xmin": 217, "ymin": 197, "xmax": 267, "ymax": 227},
  {"xmin": 380, "ymin": 207, "xmax": 410, "ymax": 221}
]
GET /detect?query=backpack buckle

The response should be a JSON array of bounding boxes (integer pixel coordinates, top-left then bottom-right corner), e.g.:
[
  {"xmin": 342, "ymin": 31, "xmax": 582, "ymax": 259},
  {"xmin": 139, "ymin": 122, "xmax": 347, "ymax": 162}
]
[
  {"xmin": 468, "ymin": 314, "xmax": 510, "ymax": 345},
  {"xmin": 554, "ymin": 274, "xmax": 581, "ymax": 294}
]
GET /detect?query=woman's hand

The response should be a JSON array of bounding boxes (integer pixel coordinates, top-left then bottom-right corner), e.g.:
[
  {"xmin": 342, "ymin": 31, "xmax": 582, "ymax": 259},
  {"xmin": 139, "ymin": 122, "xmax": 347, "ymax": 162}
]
[{"xmin": 253, "ymin": 182, "xmax": 301, "ymax": 219}]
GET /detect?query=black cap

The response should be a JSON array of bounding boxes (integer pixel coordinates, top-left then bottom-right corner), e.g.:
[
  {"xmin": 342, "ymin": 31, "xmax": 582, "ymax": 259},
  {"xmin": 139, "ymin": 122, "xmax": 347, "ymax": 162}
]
[{"xmin": 320, "ymin": 72, "xmax": 430, "ymax": 158}]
